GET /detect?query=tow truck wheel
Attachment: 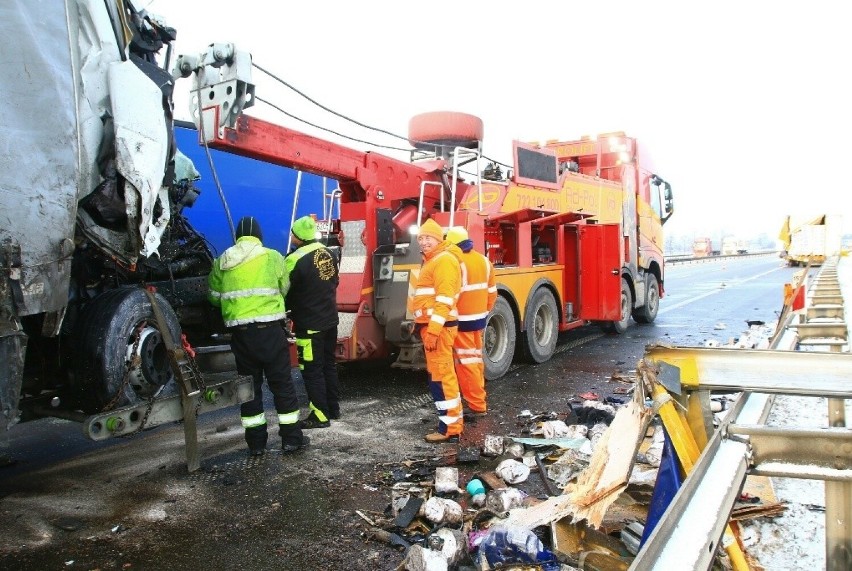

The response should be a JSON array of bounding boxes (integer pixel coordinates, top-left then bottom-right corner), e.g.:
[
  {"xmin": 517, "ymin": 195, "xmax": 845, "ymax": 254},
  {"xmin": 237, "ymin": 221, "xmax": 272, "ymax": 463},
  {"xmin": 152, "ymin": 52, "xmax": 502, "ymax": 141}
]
[
  {"xmin": 484, "ymin": 296, "xmax": 515, "ymax": 380},
  {"xmin": 632, "ymin": 274, "xmax": 660, "ymax": 323},
  {"xmin": 408, "ymin": 111, "xmax": 484, "ymax": 149},
  {"xmin": 75, "ymin": 287, "xmax": 180, "ymax": 412},
  {"xmin": 523, "ymin": 287, "xmax": 559, "ymax": 363},
  {"xmin": 602, "ymin": 278, "xmax": 632, "ymax": 334}
]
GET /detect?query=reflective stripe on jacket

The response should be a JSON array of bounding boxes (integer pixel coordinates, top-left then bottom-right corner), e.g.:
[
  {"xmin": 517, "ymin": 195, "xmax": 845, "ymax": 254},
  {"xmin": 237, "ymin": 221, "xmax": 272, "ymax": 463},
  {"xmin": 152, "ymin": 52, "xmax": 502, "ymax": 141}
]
[
  {"xmin": 409, "ymin": 241, "xmax": 461, "ymax": 336},
  {"xmin": 455, "ymin": 247, "xmax": 497, "ymax": 332},
  {"xmin": 208, "ymin": 236, "xmax": 287, "ymax": 327}
]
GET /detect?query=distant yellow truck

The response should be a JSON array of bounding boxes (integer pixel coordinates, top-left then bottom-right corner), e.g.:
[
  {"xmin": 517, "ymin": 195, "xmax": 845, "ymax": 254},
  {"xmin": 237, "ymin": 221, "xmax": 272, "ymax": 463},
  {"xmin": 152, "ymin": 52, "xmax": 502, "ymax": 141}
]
[{"xmin": 779, "ymin": 214, "xmax": 842, "ymax": 266}]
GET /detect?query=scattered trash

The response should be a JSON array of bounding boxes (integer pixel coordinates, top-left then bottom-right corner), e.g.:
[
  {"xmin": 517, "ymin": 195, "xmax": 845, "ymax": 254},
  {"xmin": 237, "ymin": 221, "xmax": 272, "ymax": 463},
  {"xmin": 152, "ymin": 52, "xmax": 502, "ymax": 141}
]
[
  {"xmin": 575, "ymin": 403, "xmax": 616, "ymax": 427},
  {"xmin": 466, "ymin": 478, "xmax": 485, "ymax": 497},
  {"xmin": 639, "ymin": 425, "xmax": 664, "ymax": 467},
  {"xmin": 368, "ymin": 527, "xmax": 411, "ymax": 549},
  {"xmin": 552, "ymin": 517, "xmax": 633, "ymax": 564},
  {"xmin": 477, "ymin": 471, "xmax": 506, "ymax": 492},
  {"xmin": 485, "ymin": 487, "xmax": 527, "ymax": 514},
  {"xmin": 477, "ymin": 526, "xmax": 560, "ymax": 570},
  {"xmin": 619, "ymin": 521, "xmax": 645, "ymax": 556},
  {"xmin": 546, "ymin": 448, "xmax": 590, "ymax": 488},
  {"xmin": 431, "ymin": 528, "xmax": 467, "ymax": 566},
  {"xmin": 535, "ymin": 420, "xmax": 586, "ymax": 439},
  {"xmin": 403, "ymin": 544, "xmax": 448, "ymax": 571},
  {"xmin": 423, "ymin": 496, "xmax": 463, "ymax": 525},
  {"xmin": 534, "ymin": 454, "xmax": 561, "ymax": 497},
  {"xmin": 495, "ymin": 459, "xmax": 530, "ymax": 484},
  {"xmin": 481, "ymin": 435, "xmax": 505, "ymax": 457},
  {"xmin": 731, "ymin": 501, "xmax": 789, "ymax": 520},
  {"xmin": 393, "ymin": 497, "xmax": 424, "ymax": 528},
  {"xmin": 356, "ymin": 367, "xmax": 777, "ymax": 570},
  {"xmin": 503, "ymin": 441, "xmax": 525, "ymax": 459},
  {"xmin": 434, "ymin": 467, "xmax": 459, "ymax": 494},
  {"xmin": 455, "ymin": 447, "xmax": 480, "ymax": 463}
]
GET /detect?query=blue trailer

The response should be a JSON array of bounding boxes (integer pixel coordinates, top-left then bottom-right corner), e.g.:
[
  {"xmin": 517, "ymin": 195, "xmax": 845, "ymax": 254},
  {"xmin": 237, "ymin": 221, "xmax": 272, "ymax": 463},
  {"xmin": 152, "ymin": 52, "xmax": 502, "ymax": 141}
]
[{"xmin": 175, "ymin": 122, "xmax": 328, "ymax": 256}]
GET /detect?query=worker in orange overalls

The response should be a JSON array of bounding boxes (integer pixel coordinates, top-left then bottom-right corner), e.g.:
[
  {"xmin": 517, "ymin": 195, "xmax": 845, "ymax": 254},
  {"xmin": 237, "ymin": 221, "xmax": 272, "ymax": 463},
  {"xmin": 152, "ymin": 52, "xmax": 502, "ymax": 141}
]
[
  {"xmin": 446, "ymin": 226, "xmax": 497, "ymax": 418},
  {"xmin": 409, "ymin": 218, "xmax": 463, "ymax": 443}
]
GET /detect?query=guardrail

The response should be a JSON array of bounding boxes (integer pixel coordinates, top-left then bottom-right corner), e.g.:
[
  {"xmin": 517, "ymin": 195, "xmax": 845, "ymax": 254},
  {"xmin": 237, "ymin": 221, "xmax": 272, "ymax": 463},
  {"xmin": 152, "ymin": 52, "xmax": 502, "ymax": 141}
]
[{"xmin": 665, "ymin": 250, "xmax": 781, "ymax": 265}]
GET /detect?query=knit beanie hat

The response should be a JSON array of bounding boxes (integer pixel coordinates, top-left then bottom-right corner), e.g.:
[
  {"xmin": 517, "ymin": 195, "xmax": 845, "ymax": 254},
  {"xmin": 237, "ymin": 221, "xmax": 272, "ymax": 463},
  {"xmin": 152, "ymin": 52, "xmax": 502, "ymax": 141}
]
[
  {"xmin": 235, "ymin": 216, "xmax": 263, "ymax": 240},
  {"xmin": 418, "ymin": 219, "xmax": 444, "ymax": 241},
  {"xmin": 291, "ymin": 216, "xmax": 317, "ymax": 241},
  {"xmin": 445, "ymin": 226, "xmax": 469, "ymax": 244}
]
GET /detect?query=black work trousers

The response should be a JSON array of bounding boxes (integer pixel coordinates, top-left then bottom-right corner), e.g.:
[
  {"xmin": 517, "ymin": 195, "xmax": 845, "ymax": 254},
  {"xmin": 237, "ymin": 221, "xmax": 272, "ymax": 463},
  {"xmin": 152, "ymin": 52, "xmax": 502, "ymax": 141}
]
[
  {"xmin": 230, "ymin": 323, "xmax": 303, "ymax": 449},
  {"xmin": 295, "ymin": 327, "xmax": 340, "ymax": 422}
]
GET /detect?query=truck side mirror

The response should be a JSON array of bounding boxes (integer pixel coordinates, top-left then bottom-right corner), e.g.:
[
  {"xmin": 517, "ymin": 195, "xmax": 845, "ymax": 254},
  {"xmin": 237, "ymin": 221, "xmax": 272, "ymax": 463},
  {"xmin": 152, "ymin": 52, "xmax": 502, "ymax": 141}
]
[{"xmin": 662, "ymin": 182, "xmax": 674, "ymax": 222}]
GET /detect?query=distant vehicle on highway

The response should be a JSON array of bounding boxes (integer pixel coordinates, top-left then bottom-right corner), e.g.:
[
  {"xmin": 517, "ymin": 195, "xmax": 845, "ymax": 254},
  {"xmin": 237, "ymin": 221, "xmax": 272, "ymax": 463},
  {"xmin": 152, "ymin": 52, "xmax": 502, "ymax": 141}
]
[
  {"xmin": 722, "ymin": 236, "xmax": 748, "ymax": 255},
  {"xmin": 779, "ymin": 214, "xmax": 842, "ymax": 266},
  {"xmin": 692, "ymin": 237, "xmax": 716, "ymax": 257}
]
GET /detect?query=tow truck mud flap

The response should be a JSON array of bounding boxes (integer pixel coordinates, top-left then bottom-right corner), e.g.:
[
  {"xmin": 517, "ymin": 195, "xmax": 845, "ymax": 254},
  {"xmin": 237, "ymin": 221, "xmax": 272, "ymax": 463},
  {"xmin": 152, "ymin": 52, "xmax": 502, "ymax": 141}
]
[{"xmin": 83, "ymin": 376, "xmax": 253, "ymax": 440}]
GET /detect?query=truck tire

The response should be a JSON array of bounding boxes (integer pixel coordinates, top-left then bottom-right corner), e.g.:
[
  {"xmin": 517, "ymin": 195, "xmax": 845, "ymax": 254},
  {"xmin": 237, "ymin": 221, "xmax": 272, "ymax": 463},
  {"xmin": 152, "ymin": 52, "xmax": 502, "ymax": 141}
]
[
  {"xmin": 75, "ymin": 287, "xmax": 181, "ymax": 411},
  {"xmin": 484, "ymin": 296, "xmax": 515, "ymax": 381},
  {"xmin": 523, "ymin": 287, "xmax": 559, "ymax": 363},
  {"xmin": 632, "ymin": 274, "xmax": 660, "ymax": 323},
  {"xmin": 601, "ymin": 278, "xmax": 632, "ymax": 334},
  {"xmin": 408, "ymin": 111, "xmax": 484, "ymax": 150}
]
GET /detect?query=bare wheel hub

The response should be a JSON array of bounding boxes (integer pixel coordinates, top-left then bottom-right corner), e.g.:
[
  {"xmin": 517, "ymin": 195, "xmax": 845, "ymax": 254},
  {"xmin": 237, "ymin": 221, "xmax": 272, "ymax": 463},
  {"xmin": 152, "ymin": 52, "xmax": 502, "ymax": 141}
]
[{"xmin": 126, "ymin": 326, "xmax": 172, "ymax": 397}]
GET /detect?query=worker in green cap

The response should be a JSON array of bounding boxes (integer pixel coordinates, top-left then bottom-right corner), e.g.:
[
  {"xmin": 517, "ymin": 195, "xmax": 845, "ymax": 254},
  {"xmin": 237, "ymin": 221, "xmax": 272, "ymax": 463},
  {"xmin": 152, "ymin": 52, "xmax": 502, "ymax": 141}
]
[{"xmin": 282, "ymin": 216, "xmax": 341, "ymax": 428}]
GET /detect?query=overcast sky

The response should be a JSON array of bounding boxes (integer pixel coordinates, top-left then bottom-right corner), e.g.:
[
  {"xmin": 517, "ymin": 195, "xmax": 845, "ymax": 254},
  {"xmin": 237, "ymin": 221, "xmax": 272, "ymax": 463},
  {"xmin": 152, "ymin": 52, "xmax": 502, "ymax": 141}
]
[{"xmin": 147, "ymin": 0, "xmax": 852, "ymax": 241}]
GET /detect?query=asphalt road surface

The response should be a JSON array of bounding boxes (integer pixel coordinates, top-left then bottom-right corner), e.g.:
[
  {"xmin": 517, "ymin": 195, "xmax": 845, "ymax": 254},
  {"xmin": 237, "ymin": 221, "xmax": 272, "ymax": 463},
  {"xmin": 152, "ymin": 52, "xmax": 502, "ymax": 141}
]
[{"xmin": 0, "ymin": 254, "xmax": 798, "ymax": 570}]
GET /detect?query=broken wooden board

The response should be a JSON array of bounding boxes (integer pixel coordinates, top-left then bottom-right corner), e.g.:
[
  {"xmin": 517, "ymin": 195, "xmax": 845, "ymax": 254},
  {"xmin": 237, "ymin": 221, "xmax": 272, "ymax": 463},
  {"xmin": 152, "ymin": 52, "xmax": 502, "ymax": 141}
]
[
  {"xmin": 504, "ymin": 389, "xmax": 653, "ymax": 529},
  {"xmin": 570, "ymin": 393, "xmax": 654, "ymax": 526},
  {"xmin": 731, "ymin": 501, "xmax": 789, "ymax": 521},
  {"xmin": 741, "ymin": 474, "xmax": 778, "ymax": 504}
]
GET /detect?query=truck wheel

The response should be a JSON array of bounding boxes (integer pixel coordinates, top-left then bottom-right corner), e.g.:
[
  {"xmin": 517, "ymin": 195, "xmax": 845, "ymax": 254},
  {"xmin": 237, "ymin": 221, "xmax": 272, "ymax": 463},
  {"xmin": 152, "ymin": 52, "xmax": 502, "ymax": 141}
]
[
  {"xmin": 632, "ymin": 274, "xmax": 660, "ymax": 323},
  {"xmin": 408, "ymin": 111, "xmax": 484, "ymax": 149},
  {"xmin": 75, "ymin": 288, "xmax": 181, "ymax": 411},
  {"xmin": 523, "ymin": 287, "xmax": 559, "ymax": 363},
  {"xmin": 601, "ymin": 278, "xmax": 632, "ymax": 334},
  {"xmin": 484, "ymin": 297, "xmax": 515, "ymax": 380}
]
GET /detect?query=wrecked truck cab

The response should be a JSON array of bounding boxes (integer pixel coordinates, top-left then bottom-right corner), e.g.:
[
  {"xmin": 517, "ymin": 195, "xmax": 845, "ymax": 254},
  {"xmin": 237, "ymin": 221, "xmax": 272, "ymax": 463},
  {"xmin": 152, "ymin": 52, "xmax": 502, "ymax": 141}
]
[{"xmin": 0, "ymin": 1, "xmax": 225, "ymax": 432}]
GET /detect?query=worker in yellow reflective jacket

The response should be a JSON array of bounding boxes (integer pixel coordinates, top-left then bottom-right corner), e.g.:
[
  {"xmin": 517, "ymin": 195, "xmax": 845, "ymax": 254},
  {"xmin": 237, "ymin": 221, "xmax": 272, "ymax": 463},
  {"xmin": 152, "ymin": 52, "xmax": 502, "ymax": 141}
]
[
  {"xmin": 446, "ymin": 226, "xmax": 497, "ymax": 418},
  {"xmin": 208, "ymin": 216, "xmax": 308, "ymax": 456},
  {"xmin": 408, "ymin": 218, "xmax": 463, "ymax": 443}
]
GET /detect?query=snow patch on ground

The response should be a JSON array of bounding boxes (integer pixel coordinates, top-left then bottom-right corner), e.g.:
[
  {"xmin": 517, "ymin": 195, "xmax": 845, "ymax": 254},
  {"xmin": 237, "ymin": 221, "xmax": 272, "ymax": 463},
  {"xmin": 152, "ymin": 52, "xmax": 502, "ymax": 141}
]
[{"xmin": 740, "ymin": 256, "xmax": 852, "ymax": 570}]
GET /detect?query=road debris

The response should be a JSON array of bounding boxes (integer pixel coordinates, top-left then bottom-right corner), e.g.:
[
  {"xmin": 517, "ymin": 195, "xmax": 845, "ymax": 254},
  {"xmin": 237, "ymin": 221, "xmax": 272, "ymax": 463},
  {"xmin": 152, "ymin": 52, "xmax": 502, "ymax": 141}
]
[{"xmin": 353, "ymin": 322, "xmax": 795, "ymax": 569}]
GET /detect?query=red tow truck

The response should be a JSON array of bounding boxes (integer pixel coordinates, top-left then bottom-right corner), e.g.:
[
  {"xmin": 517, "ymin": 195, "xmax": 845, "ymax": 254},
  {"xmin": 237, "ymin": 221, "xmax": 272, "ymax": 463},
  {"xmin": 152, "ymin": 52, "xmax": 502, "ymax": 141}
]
[{"xmin": 175, "ymin": 43, "xmax": 674, "ymax": 380}]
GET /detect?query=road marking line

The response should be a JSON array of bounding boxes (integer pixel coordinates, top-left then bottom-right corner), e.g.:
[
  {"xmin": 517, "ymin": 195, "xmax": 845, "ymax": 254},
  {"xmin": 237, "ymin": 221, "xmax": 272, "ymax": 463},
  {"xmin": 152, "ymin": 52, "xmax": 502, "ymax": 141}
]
[{"xmin": 659, "ymin": 266, "xmax": 782, "ymax": 316}]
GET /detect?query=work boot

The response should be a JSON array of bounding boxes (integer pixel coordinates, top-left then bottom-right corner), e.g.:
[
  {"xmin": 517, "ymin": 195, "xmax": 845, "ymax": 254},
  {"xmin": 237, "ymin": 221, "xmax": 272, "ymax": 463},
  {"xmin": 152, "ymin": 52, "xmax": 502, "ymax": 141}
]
[
  {"xmin": 282, "ymin": 435, "xmax": 311, "ymax": 454},
  {"xmin": 300, "ymin": 415, "xmax": 331, "ymax": 429},
  {"xmin": 463, "ymin": 409, "xmax": 487, "ymax": 421},
  {"xmin": 424, "ymin": 432, "xmax": 459, "ymax": 443}
]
